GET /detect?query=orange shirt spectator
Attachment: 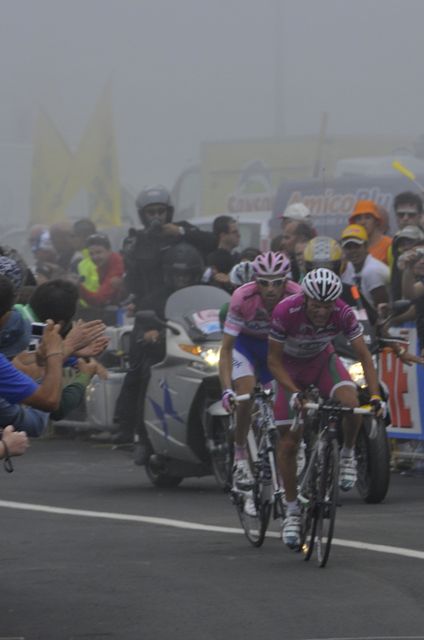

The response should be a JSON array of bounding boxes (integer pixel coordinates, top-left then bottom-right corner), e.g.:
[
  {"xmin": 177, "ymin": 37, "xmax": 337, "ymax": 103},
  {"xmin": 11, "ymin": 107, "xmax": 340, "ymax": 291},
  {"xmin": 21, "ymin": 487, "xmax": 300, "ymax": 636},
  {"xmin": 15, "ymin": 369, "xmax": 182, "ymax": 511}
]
[{"xmin": 349, "ymin": 199, "xmax": 392, "ymax": 266}]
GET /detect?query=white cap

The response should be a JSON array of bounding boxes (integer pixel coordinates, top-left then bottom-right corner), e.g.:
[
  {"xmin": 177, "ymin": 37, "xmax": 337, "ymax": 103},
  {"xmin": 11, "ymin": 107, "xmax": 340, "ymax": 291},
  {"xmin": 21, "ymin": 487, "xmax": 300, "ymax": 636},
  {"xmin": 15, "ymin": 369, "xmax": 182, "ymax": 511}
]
[{"xmin": 279, "ymin": 202, "xmax": 312, "ymax": 225}]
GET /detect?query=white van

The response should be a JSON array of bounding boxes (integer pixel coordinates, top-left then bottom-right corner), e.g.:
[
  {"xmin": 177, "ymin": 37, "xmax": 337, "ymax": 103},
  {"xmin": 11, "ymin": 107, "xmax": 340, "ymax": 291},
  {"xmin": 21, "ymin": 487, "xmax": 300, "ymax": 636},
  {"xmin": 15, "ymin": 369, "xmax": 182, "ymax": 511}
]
[{"xmin": 189, "ymin": 210, "xmax": 273, "ymax": 253}]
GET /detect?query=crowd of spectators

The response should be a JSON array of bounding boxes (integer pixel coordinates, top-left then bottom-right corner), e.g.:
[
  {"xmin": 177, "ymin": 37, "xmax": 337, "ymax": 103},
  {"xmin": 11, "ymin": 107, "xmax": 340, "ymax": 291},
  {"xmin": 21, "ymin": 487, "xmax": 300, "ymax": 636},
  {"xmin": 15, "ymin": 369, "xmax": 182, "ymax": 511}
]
[{"xmin": 1, "ymin": 184, "xmax": 424, "ymax": 472}]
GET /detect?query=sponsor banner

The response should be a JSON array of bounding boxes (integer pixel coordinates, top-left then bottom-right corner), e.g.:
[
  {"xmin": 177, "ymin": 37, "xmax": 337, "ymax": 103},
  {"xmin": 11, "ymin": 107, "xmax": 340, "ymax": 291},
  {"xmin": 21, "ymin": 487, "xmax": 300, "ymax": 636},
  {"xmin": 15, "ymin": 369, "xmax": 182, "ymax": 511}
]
[
  {"xmin": 199, "ymin": 135, "xmax": 415, "ymax": 217},
  {"xmin": 272, "ymin": 175, "xmax": 424, "ymax": 238},
  {"xmin": 383, "ymin": 325, "xmax": 424, "ymax": 440}
]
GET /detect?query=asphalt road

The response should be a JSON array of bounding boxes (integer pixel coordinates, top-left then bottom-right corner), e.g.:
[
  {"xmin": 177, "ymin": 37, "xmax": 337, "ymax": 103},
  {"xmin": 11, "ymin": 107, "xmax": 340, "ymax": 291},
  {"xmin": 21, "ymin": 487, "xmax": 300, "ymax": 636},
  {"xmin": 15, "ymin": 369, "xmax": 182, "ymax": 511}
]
[{"xmin": 1, "ymin": 436, "xmax": 424, "ymax": 640}]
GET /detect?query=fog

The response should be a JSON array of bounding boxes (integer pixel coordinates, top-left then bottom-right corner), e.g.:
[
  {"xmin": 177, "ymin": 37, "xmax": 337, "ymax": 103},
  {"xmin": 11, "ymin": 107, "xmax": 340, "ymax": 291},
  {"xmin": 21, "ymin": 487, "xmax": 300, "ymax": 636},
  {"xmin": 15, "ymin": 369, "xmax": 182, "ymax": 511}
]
[{"xmin": 1, "ymin": 0, "xmax": 424, "ymax": 205}]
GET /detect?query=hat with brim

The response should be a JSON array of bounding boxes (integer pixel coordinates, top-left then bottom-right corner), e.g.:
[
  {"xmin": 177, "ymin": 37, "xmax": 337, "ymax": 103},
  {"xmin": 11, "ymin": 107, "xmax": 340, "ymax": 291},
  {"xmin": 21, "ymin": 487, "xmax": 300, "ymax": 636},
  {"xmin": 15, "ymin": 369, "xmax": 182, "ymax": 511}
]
[
  {"xmin": 279, "ymin": 202, "xmax": 312, "ymax": 224},
  {"xmin": 349, "ymin": 199, "xmax": 382, "ymax": 225},
  {"xmin": 393, "ymin": 224, "xmax": 424, "ymax": 245},
  {"xmin": 340, "ymin": 224, "xmax": 368, "ymax": 247}
]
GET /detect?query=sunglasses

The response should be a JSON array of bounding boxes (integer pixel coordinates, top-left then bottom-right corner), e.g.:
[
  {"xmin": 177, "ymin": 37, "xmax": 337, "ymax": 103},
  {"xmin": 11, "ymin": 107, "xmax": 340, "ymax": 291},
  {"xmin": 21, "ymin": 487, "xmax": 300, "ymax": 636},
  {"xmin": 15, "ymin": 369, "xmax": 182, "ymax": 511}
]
[
  {"xmin": 396, "ymin": 211, "xmax": 418, "ymax": 218},
  {"xmin": 257, "ymin": 278, "xmax": 285, "ymax": 288}
]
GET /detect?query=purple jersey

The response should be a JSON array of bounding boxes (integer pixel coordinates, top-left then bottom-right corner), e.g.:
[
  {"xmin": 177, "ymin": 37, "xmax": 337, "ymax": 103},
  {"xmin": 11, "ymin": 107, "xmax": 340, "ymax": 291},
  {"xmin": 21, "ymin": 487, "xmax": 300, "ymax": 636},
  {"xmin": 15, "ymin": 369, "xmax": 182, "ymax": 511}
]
[
  {"xmin": 224, "ymin": 280, "xmax": 301, "ymax": 340},
  {"xmin": 270, "ymin": 293, "xmax": 363, "ymax": 358}
]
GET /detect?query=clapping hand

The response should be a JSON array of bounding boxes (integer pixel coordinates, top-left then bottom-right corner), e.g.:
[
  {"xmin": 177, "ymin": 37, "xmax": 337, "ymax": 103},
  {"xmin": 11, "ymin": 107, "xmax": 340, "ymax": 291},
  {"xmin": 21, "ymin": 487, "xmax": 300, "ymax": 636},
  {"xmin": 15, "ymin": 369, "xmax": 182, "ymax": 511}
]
[{"xmin": 64, "ymin": 320, "xmax": 106, "ymax": 357}]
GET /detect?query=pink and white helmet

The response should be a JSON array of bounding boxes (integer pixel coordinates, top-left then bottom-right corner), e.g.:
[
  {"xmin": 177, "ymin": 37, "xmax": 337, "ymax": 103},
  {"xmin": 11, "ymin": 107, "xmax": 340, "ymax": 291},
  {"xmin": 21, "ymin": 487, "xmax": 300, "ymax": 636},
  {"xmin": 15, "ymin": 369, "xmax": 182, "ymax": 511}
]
[
  {"xmin": 252, "ymin": 251, "xmax": 291, "ymax": 278},
  {"xmin": 301, "ymin": 268, "xmax": 342, "ymax": 302}
]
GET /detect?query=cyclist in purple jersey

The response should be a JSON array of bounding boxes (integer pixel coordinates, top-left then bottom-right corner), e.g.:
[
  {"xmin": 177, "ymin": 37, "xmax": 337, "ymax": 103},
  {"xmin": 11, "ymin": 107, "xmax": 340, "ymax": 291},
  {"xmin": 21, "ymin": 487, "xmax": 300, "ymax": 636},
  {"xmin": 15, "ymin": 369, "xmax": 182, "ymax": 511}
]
[
  {"xmin": 219, "ymin": 251, "xmax": 301, "ymax": 505},
  {"xmin": 268, "ymin": 268, "xmax": 384, "ymax": 550}
]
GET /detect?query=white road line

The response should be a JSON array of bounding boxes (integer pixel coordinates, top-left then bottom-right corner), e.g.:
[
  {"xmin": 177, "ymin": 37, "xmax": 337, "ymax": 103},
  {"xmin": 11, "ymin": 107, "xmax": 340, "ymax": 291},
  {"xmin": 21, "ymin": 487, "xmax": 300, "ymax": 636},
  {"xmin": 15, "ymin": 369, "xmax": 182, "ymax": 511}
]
[
  {"xmin": 1, "ymin": 499, "xmax": 424, "ymax": 561},
  {"xmin": 304, "ymin": 637, "xmax": 424, "ymax": 640}
]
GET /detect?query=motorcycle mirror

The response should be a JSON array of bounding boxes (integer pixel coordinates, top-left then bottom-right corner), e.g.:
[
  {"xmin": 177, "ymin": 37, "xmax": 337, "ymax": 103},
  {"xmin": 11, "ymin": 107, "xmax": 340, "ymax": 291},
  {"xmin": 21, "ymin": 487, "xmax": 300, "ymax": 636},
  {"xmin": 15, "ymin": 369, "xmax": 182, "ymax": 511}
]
[{"xmin": 135, "ymin": 310, "xmax": 180, "ymax": 335}]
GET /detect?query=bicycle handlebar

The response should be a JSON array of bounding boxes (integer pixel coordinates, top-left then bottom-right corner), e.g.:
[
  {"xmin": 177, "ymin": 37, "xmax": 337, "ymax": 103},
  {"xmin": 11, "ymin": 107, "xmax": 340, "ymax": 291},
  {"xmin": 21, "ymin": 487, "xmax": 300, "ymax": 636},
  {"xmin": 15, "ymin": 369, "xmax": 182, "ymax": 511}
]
[
  {"xmin": 235, "ymin": 389, "xmax": 274, "ymax": 403},
  {"xmin": 303, "ymin": 402, "xmax": 372, "ymax": 415},
  {"xmin": 235, "ymin": 393, "xmax": 253, "ymax": 402}
]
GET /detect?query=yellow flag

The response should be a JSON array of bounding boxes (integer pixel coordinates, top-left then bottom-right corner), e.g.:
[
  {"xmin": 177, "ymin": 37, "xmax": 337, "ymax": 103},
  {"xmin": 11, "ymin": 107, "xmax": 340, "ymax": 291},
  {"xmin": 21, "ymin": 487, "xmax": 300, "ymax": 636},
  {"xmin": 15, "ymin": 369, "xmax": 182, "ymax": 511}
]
[
  {"xmin": 30, "ymin": 110, "xmax": 73, "ymax": 225},
  {"xmin": 392, "ymin": 160, "xmax": 416, "ymax": 182},
  {"xmin": 65, "ymin": 85, "xmax": 122, "ymax": 226}
]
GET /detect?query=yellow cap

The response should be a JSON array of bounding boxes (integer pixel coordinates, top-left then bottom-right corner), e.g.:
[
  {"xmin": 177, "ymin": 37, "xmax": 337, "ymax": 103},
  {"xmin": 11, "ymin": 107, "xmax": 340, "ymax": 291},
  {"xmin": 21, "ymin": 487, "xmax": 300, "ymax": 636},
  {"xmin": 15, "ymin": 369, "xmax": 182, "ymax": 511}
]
[{"xmin": 340, "ymin": 224, "xmax": 368, "ymax": 246}]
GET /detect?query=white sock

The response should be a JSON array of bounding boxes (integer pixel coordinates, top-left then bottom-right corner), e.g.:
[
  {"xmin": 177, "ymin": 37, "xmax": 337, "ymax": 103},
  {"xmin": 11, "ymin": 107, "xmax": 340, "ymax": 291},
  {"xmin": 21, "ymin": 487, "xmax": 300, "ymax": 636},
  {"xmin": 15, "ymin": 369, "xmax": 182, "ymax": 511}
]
[
  {"xmin": 286, "ymin": 500, "xmax": 299, "ymax": 515},
  {"xmin": 341, "ymin": 446, "xmax": 354, "ymax": 458}
]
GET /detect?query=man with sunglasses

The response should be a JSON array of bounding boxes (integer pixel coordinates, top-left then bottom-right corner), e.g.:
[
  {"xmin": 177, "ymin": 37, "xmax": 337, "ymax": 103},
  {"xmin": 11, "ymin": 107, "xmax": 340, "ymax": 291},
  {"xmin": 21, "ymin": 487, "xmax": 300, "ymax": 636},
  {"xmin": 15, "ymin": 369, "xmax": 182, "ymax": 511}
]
[
  {"xmin": 394, "ymin": 191, "xmax": 423, "ymax": 231},
  {"xmin": 219, "ymin": 251, "xmax": 300, "ymax": 502}
]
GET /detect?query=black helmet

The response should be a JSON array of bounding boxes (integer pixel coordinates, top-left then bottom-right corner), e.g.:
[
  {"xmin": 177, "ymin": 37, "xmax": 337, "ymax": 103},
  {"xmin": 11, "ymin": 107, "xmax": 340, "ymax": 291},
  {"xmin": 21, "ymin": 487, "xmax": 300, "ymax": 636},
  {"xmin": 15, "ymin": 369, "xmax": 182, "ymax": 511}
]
[
  {"xmin": 162, "ymin": 242, "xmax": 204, "ymax": 289},
  {"xmin": 136, "ymin": 185, "xmax": 174, "ymax": 225}
]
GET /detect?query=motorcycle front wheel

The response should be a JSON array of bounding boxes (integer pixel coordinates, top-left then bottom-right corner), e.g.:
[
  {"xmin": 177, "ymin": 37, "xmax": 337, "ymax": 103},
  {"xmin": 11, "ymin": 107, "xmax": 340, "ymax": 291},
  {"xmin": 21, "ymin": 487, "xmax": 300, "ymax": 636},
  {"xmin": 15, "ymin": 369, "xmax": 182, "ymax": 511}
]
[
  {"xmin": 209, "ymin": 415, "xmax": 233, "ymax": 490},
  {"xmin": 355, "ymin": 417, "xmax": 390, "ymax": 504}
]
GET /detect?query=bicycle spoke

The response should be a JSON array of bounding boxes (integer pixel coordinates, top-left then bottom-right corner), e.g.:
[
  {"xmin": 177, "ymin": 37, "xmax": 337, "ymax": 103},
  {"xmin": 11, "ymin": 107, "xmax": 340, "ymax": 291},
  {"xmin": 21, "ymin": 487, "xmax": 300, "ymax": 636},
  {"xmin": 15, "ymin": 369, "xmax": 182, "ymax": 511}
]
[{"xmin": 300, "ymin": 451, "xmax": 319, "ymax": 562}]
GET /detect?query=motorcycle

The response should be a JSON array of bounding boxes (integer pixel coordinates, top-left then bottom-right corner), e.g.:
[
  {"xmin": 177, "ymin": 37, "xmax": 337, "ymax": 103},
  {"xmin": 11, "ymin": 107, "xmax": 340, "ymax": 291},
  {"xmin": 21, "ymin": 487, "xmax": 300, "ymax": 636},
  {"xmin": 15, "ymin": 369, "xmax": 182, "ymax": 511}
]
[
  {"xmin": 140, "ymin": 285, "xmax": 231, "ymax": 488},
  {"xmin": 51, "ymin": 287, "xmax": 232, "ymax": 490},
  {"xmin": 333, "ymin": 300, "xmax": 411, "ymax": 504}
]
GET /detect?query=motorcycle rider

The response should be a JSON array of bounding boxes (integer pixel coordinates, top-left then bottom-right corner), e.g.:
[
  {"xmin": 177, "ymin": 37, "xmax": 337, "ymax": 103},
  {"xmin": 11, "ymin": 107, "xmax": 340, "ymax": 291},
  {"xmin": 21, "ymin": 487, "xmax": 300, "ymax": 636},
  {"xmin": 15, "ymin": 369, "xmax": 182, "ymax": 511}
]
[
  {"xmin": 113, "ymin": 185, "xmax": 215, "ymax": 447},
  {"xmin": 114, "ymin": 243, "xmax": 205, "ymax": 464},
  {"xmin": 268, "ymin": 268, "xmax": 384, "ymax": 550},
  {"xmin": 219, "ymin": 251, "xmax": 301, "ymax": 513}
]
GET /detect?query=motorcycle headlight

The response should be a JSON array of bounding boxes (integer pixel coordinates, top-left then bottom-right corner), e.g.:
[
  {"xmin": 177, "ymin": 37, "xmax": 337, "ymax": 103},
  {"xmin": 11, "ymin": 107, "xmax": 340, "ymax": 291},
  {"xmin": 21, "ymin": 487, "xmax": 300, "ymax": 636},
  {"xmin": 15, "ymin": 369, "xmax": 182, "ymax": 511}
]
[
  {"xmin": 199, "ymin": 347, "xmax": 221, "ymax": 367},
  {"xmin": 341, "ymin": 359, "xmax": 366, "ymax": 387},
  {"xmin": 178, "ymin": 344, "xmax": 221, "ymax": 368}
]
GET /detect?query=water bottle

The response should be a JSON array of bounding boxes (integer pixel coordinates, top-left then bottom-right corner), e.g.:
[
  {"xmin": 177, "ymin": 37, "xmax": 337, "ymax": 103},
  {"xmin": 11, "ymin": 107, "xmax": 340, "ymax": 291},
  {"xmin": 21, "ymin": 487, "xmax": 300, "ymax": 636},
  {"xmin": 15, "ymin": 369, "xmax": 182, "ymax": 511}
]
[{"xmin": 116, "ymin": 307, "xmax": 125, "ymax": 327}]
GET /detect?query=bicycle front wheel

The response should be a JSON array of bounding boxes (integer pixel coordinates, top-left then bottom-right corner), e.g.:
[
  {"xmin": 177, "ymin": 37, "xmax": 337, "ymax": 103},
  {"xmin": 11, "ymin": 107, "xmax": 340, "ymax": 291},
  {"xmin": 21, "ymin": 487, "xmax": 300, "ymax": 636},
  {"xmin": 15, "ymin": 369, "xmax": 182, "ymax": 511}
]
[
  {"xmin": 235, "ymin": 462, "xmax": 271, "ymax": 548},
  {"xmin": 300, "ymin": 449, "xmax": 320, "ymax": 562},
  {"xmin": 315, "ymin": 438, "xmax": 339, "ymax": 568}
]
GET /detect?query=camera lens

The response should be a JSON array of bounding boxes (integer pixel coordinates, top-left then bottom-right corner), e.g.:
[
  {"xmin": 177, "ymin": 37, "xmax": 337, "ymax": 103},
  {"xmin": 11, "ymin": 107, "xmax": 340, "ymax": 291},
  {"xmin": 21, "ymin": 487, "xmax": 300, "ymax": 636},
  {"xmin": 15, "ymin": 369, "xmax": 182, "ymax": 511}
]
[{"xmin": 148, "ymin": 218, "xmax": 163, "ymax": 234}]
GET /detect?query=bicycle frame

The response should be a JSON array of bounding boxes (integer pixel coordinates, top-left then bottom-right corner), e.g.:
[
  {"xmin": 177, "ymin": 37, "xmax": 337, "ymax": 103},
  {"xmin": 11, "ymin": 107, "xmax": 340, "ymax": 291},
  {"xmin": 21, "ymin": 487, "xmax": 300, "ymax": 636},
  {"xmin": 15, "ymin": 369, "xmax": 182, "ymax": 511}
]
[
  {"xmin": 230, "ymin": 386, "xmax": 285, "ymax": 547},
  {"xmin": 247, "ymin": 390, "xmax": 285, "ymax": 518}
]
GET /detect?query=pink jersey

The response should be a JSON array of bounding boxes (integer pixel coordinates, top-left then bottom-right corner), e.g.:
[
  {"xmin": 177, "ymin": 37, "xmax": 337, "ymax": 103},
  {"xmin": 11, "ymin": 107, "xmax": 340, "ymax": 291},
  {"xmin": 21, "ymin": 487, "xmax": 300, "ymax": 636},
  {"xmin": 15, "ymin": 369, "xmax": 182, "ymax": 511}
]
[
  {"xmin": 270, "ymin": 293, "xmax": 363, "ymax": 358},
  {"xmin": 224, "ymin": 280, "xmax": 301, "ymax": 339}
]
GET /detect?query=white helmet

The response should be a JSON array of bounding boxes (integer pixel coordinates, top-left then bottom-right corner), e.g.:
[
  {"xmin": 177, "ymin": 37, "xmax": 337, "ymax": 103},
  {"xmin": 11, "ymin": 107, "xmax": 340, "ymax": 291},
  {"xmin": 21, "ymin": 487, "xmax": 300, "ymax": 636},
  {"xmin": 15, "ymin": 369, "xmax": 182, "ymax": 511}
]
[
  {"xmin": 229, "ymin": 261, "xmax": 254, "ymax": 286},
  {"xmin": 280, "ymin": 202, "xmax": 312, "ymax": 225},
  {"xmin": 252, "ymin": 251, "xmax": 291, "ymax": 278},
  {"xmin": 302, "ymin": 268, "xmax": 342, "ymax": 302}
]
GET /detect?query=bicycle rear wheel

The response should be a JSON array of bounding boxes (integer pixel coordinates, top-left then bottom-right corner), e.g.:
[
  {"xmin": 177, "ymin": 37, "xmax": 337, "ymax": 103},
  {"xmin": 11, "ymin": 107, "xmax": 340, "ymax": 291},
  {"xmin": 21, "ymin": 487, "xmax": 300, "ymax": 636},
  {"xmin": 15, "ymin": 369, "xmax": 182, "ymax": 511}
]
[{"xmin": 315, "ymin": 438, "xmax": 339, "ymax": 568}]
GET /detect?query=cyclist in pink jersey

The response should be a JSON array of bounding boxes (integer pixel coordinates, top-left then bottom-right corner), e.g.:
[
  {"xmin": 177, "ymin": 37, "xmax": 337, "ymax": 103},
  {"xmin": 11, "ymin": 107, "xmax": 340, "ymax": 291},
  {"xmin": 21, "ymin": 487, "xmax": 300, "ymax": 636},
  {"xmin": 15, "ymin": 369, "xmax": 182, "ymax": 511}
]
[
  {"xmin": 219, "ymin": 251, "xmax": 301, "ymax": 502},
  {"xmin": 268, "ymin": 268, "xmax": 384, "ymax": 549}
]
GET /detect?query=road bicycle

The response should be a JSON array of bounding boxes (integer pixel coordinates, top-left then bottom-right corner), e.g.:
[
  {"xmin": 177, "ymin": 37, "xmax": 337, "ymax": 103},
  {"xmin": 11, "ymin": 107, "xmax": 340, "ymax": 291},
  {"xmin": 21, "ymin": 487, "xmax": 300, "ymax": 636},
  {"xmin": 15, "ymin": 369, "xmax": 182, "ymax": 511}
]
[
  {"xmin": 294, "ymin": 394, "xmax": 372, "ymax": 567},
  {"xmin": 229, "ymin": 386, "xmax": 285, "ymax": 548}
]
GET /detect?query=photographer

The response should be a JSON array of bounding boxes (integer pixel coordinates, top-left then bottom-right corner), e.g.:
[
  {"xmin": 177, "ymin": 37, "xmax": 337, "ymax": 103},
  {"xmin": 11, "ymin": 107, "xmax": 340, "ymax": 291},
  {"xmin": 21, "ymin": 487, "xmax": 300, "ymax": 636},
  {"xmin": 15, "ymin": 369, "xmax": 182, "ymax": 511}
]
[{"xmin": 122, "ymin": 185, "xmax": 216, "ymax": 307}]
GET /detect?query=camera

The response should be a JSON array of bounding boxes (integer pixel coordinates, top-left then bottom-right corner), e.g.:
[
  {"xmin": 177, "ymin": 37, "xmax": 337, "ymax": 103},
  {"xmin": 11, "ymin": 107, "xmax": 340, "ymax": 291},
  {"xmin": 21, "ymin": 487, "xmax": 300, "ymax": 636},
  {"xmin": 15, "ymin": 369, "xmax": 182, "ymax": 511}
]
[
  {"xmin": 31, "ymin": 322, "xmax": 46, "ymax": 337},
  {"xmin": 147, "ymin": 218, "xmax": 164, "ymax": 235}
]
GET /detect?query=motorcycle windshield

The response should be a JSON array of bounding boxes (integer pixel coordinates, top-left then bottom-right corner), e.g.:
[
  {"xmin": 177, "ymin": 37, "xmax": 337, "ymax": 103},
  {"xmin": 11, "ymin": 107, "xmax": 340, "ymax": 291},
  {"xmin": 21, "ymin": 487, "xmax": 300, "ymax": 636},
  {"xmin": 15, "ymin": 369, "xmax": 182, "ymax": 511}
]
[{"xmin": 165, "ymin": 285, "xmax": 231, "ymax": 342}]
